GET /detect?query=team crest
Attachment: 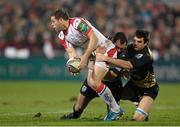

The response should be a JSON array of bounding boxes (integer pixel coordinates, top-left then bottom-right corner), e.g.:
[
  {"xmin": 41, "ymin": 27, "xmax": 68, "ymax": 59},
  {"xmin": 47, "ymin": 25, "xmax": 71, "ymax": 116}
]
[
  {"xmin": 81, "ymin": 85, "xmax": 87, "ymax": 92},
  {"xmin": 135, "ymin": 54, "xmax": 143, "ymax": 59}
]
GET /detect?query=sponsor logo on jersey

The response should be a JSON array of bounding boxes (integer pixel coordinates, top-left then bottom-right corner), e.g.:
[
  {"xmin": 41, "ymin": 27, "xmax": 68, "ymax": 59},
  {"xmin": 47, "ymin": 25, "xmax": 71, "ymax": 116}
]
[{"xmin": 78, "ymin": 22, "xmax": 90, "ymax": 33}]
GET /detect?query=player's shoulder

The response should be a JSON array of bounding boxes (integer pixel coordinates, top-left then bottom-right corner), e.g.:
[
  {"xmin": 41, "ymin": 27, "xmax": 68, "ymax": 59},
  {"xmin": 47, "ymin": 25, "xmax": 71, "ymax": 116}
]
[
  {"xmin": 144, "ymin": 46, "xmax": 153, "ymax": 60},
  {"xmin": 70, "ymin": 17, "xmax": 84, "ymax": 29},
  {"xmin": 134, "ymin": 46, "xmax": 151, "ymax": 60},
  {"xmin": 138, "ymin": 46, "xmax": 151, "ymax": 57}
]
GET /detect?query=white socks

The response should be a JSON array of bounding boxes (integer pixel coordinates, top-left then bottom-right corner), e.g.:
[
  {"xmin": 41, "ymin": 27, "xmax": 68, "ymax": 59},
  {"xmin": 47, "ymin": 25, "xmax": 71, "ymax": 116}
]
[{"xmin": 97, "ymin": 83, "xmax": 120, "ymax": 113}]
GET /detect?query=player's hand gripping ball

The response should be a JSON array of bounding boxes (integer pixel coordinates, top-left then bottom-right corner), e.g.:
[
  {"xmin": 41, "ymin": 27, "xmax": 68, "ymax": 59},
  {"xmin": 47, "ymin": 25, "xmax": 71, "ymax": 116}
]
[{"xmin": 66, "ymin": 57, "xmax": 81, "ymax": 75}]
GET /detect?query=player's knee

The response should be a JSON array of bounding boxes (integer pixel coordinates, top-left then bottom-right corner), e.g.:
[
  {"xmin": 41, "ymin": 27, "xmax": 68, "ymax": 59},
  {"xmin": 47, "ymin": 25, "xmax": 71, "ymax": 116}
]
[
  {"xmin": 91, "ymin": 83, "xmax": 98, "ymax": 90},
  {"xmin": 87, "ymin": 78, "xmax": 98, "ymax": 90},
  {"xmin": 133, "ymin": 108, "xmax": 148, "ymax": 122},
  {"xmin": 88, "ymin": 82, "xmax": 97, "ymax": 91}
]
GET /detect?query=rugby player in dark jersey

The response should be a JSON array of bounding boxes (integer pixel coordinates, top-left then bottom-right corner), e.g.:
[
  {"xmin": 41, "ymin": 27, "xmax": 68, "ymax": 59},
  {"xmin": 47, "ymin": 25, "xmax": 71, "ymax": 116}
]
[
  {"xmin": 61, "ymin": 32, "xmax": 128, "ymax": 119},
  {"xmin": 96, "ymin": 30, "xmax": 159, "ymax": 121}
]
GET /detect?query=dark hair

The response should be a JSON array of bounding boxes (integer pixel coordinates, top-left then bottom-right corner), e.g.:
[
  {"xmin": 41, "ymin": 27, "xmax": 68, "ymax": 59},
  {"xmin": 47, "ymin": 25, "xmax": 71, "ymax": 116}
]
[
  {"xmin": 52, "ymin": 9, "xmax": 69, "ymax": 20},
  {"xmin": 113, "ymin": 32, "xmax": 128, "ymax": 44},
  {"xmin": 135, "ymin": 30, "xmax": 150, "ymax": 43}
]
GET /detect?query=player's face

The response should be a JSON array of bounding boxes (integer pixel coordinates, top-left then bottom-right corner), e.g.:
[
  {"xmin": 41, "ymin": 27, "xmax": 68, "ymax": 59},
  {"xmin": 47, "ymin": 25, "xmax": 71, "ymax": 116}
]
[
  {"xmin": 133, "ymin": 36, "xmax": 146, "ymax": 51},
  {"xmin": 114, "ymin": 40, "xmax": 126, "ymax": 51},
  {"xmin": 50, "ymin": 16, "xmax": 65, "ymax": 32}
]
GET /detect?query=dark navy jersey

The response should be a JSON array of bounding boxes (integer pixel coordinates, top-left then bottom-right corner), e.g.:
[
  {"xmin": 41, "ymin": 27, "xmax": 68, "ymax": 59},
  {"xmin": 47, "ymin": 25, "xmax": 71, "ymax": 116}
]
[
  {"xmin": 111, "ymin": 49, "xmax": 128, "ymax": 75},
  {"xmin": 103, "ymin": 48, "xmax": 129, "ymax": 81},
  {"xmin": 126, "ymin": 44, "xmax": 156, "ymax": 88}
]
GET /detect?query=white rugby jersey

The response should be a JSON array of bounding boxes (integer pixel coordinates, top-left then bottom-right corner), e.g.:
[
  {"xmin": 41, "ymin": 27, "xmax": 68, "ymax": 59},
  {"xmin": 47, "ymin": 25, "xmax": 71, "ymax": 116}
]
[{"xmin": 58, "ymin": 17, "xmax": 108, "ymax": 49}]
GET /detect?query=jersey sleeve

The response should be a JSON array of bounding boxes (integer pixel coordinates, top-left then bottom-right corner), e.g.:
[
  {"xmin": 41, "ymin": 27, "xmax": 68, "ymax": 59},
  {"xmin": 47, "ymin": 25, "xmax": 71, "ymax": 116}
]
[
  {"xmin": 58, "ymin": 31, "xmax": 73, "ymax": 49},
  {"xmin": 129, "ymin": 53, "xmax": 151, "ymax": 68},
  {"xmin": 73, "ymin": 18, "xmax": 92, "ymax": 35}
]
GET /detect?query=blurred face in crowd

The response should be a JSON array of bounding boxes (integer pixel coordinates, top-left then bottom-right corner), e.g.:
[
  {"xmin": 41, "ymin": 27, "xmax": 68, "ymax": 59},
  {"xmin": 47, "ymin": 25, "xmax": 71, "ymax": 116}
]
[
  {"xmin": 133, "ymin": 36, "xmax": 146, "ymax": 51},
  {"xmin": 114, "ymin": 40, "xmax": 126, "ymax": 51},
  {"xmin": 50, "ymin": 16, "xmax": 66, "ymax": 32}
]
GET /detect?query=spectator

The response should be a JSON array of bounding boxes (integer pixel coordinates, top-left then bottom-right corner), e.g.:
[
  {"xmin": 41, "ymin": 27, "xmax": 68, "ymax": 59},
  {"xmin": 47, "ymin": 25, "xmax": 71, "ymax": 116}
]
[{"xmin": 0, "ymin": 0, "xmax": 179, "ymax": 60}]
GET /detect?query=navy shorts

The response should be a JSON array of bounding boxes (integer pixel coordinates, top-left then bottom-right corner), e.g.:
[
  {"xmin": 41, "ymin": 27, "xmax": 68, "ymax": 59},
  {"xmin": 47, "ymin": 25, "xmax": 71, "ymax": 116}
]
[{"xmin": 121, "ymin": 80, "xmax": 159, "ymax": 102}]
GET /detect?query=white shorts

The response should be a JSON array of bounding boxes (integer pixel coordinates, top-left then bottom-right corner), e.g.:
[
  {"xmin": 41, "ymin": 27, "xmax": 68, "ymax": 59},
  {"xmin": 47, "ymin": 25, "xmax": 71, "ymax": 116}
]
[{"xmin": 95, "ymin": 42, "xmax": 117, "ymax": 71}]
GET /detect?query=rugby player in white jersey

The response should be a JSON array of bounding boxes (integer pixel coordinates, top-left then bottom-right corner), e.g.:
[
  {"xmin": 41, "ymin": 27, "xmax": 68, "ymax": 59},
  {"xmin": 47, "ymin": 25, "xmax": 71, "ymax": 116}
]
[{"xmin": 50, "ymin": 9, "xmax": 124, "ymax": 121}]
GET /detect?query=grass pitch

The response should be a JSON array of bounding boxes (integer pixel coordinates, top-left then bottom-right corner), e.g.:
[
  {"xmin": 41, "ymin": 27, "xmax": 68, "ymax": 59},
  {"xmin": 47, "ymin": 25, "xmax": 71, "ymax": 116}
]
[{"xmin": 0, "ymin": 81, "xmax": 180, "ymax": 126}]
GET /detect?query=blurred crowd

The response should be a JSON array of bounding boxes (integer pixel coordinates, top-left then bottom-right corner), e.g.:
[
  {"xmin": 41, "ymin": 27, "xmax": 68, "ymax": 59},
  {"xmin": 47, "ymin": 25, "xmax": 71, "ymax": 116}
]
[{"xmin": 0, "ymin": 0, "xmax": 179, "ymax": 60}]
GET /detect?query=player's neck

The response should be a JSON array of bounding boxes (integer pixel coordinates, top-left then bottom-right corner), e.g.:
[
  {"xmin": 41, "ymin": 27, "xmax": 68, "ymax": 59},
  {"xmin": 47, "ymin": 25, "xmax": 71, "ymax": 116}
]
[{"xmin": 64, "ymin": 20, "xmax": 69, "ymax": 29}]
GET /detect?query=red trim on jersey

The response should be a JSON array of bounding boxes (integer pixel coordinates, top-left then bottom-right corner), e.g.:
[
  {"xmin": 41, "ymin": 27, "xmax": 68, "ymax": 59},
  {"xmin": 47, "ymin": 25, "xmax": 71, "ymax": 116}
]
[
  {"xmin": 69, "ymin": 18, "xmax": 75, "ymax": 25},
  {"xmin": 107, "ymin": 47, "xmax": 117, "ymax": 57},
  {"xmin": 59, "ymin": 18, "xmax": 75, "ymax": 49},
  {"xmin": 59, "ymin": 39, "xmax": 67, "ymax": 49},
  {"xmin": 63, "ymin": 18, "xmax": 75, "ymax": 35},
  {"xmin": 86, "ymin": 28, "xmax": 93, "ymax": 36}
]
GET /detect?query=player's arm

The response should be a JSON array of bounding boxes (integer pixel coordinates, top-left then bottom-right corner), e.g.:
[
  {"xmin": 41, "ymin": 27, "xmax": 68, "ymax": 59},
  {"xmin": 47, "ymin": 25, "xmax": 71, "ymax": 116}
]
[
  {"xmin": 59, "ymin": 31, "xmax": 77, "ymax": 59},
  {"xmin": 106, "ymin": 57, "xmax": 133, "ymax": 69},
  {"xmin": 65, "ymin": 47, "xmax": 77, "ymax": 59},
  {"xmin": 96, "ymin": 53, "xmax": 133, "ymax": 69},
  {"xmin": 79, "ymin": 30, "xmax": 98, "ymax": 69},
  {"xmin": 82, "ymin": 31, "xmax": 98, "ymax": 60}
]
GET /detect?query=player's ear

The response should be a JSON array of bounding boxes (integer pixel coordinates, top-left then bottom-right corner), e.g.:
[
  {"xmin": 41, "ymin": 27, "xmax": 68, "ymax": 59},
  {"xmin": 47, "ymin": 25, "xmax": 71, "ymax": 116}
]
[{"xmin": 58, "ymin": 18, "xmax": 63, "ymax": 22}]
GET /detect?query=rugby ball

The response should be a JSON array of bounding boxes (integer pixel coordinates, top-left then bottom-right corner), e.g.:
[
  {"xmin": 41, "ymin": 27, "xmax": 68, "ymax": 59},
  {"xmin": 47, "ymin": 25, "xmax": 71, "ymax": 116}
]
[{"xmin": 66, "ymin": 57, "xmax": 81, "ymax": 73}]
